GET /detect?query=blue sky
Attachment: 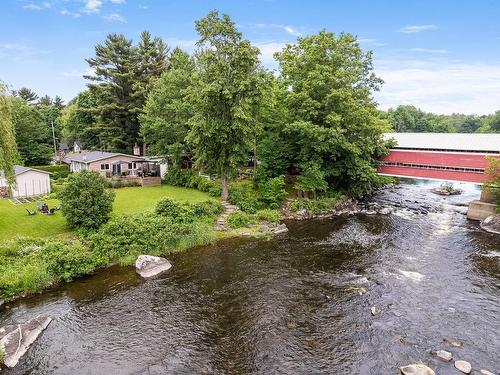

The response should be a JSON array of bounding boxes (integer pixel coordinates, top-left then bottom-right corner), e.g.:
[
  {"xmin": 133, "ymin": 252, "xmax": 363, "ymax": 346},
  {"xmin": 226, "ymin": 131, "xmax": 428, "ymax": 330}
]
[{"xmin": 1, "ymin": 0, "xmax": 500, "ymax": 114}]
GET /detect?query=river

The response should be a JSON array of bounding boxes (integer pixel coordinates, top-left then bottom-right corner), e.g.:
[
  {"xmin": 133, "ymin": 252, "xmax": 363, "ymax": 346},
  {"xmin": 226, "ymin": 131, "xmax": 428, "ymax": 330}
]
[{"xmin": 1, "ymin": 181, "xmax": 498, "ymax": 374}]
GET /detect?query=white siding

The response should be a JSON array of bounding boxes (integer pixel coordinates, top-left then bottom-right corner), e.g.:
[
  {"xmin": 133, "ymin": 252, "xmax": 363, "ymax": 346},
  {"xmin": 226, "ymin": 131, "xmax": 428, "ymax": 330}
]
[{"xmin": 10, "ymin": 171, "xmax": 51, "ymax": 198}]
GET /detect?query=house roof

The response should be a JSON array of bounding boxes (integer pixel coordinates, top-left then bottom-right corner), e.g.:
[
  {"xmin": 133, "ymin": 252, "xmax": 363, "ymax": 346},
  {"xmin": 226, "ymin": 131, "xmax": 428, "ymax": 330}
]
[
  {"xmin": 67, "ymin": 151, "xmax": 144, "ymax": 164},
  {"xmin": 383, "ymin": 133, "xmax": 500, "ymax": 153},
  {"xmin": 14, "ymin": 165, "xmax": 51, "ymax": 176}
]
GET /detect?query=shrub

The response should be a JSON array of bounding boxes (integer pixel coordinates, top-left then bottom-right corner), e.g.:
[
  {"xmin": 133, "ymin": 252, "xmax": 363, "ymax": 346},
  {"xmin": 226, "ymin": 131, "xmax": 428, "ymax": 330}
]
[
  {"xmin": 290, "ymin": 197, "xmax": 339, "ymax": 215},
  {"xmin": 164, "ymin": 167, "xmax": 194, "ymax": 187},
  {"xmin": 191, "ymin": 200, "xmax": 224, "ymax": 218},
  {"xmin": 58, "ymin": 170, "xmax": 115, "ymax": 230},
  {"xmin": 229, "ymin": 181, "xmax": 261, "ymax": 213},
  {"xmin": 294, "ymin": 163, "xmax": 328, "ymax": 198},
  {"xmin": 258, "ymin": 176, "xmax": 288, "ymax": 207},
  {"xmin": 33, "ymin": 164, "xmax": 70, "ymax": 180},
  {"xmin": 155, "ymin": 198, "xmax": 184, "ymax": 220},
  {"xmin": 208, "ymin": 183, "xmax": 222, "ymax": 197},
  {"xmin": 256, "ymin": 209, "xmax": 281, "ymax": 223},
  {"xmin": 41, "ymin": 241, "xmax": 103, "ymax": 282},
  {"xmin": 227, "ymin": 211, "xmax": 254, "ymax": 229},
  {"xmin": 90, "ymin": 213, "xmax": 214, "ymax": 264}
]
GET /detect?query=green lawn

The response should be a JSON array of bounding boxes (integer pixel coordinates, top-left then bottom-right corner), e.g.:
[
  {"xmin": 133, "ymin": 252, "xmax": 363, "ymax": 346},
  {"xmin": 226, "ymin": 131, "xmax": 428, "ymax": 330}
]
[{"xmin": 0, "ymin": 185, "xmax": 212, "ymax": 241}]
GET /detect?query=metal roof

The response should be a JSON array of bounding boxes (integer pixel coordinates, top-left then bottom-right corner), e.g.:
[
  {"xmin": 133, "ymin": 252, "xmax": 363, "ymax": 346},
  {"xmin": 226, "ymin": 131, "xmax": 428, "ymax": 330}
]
[
  {"xmin": 383, "ymin": 133, "xmax": 500, "ymax": 153},
  {"xmin": 14, "ymin": 165, "xmax": 51, "ymax": 175},
  {"xmin": 67, "ymin": 151, "xmax": 144, "ymax": 164}
]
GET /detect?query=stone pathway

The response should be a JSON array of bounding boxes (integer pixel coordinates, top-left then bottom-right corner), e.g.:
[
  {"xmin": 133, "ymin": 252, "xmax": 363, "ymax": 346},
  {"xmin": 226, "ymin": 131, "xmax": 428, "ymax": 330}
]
[{"xmin": 214, "ymin": 201, "xmax": 240, "ymax": 231}]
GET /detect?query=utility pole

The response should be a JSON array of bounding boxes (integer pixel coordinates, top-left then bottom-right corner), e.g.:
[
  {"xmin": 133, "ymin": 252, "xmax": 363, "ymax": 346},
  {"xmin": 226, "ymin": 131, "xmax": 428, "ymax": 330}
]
[{"xmin": 51, "ymin": 120, "xmax": 58, "ymax": 164}]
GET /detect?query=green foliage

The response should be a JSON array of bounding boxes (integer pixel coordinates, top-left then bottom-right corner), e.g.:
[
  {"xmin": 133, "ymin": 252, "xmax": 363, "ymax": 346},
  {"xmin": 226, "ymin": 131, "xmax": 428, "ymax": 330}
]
[
  {"xmin": 484, "ymin": 157, "xmax": 500, "ymax": 210},
  {"xmin": 229, "ymin": 180, "xmax": 261, "ymax": 213},
  {"xmin": 58, "ymin": 170, "xmax": 115, "ymax": 230},
  {"xmin": 0, "ymin": 83, "xmax": 19, "ymax": 186},
  {"xmin": 140, "ymin": 48, "xmax": 195, "ymax": 162},
  {"xmin": 155, "ymin": 197, "xmax": 184, "ymax": 220},
  {"xmin": 90, "ymin": 213, "xmax": 214, "ymax": 264},
  {"xmin": 256, "ymin": 209, "xmax": 281, "ymax": 223},
  {"xmin": 258, "ymin": 176, "xmax": 288, "ymax": 208},
  {"xmin": 274, "ymin": 30, "xmax": 391, "ymax": 197},
  {"xmin": 187, "ymin": 11, "xmax": 265, "ymax": 198},
  {"xmin": 191, "ymin": 200, "xmax": 224, "ymax": 217},
  {"xmin": 164, "ymin": 167, "xmax": 194, "ymax": 187},
  {"xmin": 107, "ymin": 179, "xmax": 141, "ymax": 189},
  {"xmin": 10, "ymin": 96, "xmax": 53, "ymax": 165},
  {"xmin": 290, "ymin": 196, "xmax": 340, "ymax": 215},
  {"xmin": 227, "ymin": 211, "xmax": 254, "ymax": 229},
  {"xmin": 33, "ymin": 164, "xmax": 70, "ymax": 180},
  {"xmin": 294, "ymin": 163, "xmax": 328, "ymax": 197}
]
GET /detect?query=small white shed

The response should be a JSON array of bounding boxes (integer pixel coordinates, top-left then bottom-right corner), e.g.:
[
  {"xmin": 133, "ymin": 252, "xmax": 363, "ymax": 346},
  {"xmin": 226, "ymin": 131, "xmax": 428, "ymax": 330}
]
[{"xmin": 0, "ymin": 166, "xmax": 51, "ymax": 198}]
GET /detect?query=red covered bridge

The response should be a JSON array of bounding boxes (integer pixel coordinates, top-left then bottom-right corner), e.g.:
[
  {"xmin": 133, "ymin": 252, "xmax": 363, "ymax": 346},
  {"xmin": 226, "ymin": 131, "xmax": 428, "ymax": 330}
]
[{"xmin": 377, "ymin": 133, "xmax": 500, "ymax": 184}]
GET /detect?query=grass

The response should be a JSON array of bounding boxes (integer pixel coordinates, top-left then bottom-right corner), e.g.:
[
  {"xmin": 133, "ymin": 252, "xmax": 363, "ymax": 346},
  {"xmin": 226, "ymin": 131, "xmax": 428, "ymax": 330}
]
[{"xmin": 0, "ymin": 185, "xmax": 212, "ymax": 241}]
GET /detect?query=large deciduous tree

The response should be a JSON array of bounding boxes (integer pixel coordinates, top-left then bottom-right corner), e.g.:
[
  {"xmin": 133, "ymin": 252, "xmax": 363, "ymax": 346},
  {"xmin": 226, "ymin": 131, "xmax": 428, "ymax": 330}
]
[
  {"xmin": 0, "ymin": 83, "xmax": 19, "ymax": 185},
  {"xmin": 85, "ymin": 32, "xmax": 168, "ymax": 152},
  {"xmin": 140, "ymin": 48, "xmax": 195, "ymax": 166},
  {"xmin": 187, "ymin": 11, "xmax": 264, "ymax": 199},
  {"xmin": 274, "ymin": 30, "xmax": 390, "ymax": 196},
  {"xmin": 10, "ymin": 97, "xmax": 53, "ymax": 166}
]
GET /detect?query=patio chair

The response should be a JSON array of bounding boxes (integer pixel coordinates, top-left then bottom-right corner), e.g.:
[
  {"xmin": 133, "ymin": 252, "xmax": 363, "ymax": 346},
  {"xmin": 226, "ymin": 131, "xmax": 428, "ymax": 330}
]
[
  {"xmin": 26, "ymin": 209, "xmax": 36, "ymax": 216},
  {"xmin": 47, "ymin": 208, "xmax": 56, "ymax": 215}
]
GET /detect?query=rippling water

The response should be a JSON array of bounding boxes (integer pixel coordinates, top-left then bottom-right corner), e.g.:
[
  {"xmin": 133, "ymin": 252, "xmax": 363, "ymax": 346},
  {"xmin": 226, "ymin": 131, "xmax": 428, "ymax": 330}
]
[{"xmin": 1, "ymin": 181, "xmax": 499, "ymax": 374}]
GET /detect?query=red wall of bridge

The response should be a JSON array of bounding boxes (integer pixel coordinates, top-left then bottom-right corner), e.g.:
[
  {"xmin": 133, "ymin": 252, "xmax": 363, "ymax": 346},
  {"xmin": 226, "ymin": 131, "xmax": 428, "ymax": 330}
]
[
  {"xmin": 382, "ymin": 150, "xmax": 490, "ymax": 169},
  {"xmin": 377, "ymin": 165, "xmax": 485, "ymax": 183}
]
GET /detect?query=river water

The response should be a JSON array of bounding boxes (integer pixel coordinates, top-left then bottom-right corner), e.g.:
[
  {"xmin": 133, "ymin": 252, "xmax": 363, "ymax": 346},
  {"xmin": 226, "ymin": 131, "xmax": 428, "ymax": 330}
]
[{"xmin": 1, "ymin": 181, "xmax": 498, "ymax": 374}]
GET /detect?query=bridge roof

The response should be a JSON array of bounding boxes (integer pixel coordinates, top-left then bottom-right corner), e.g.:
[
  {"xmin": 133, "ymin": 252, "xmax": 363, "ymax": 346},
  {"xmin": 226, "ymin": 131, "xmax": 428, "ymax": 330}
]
[{"xmin": 383, "ymin": 133, "xmax": 500, "ymax": 153}]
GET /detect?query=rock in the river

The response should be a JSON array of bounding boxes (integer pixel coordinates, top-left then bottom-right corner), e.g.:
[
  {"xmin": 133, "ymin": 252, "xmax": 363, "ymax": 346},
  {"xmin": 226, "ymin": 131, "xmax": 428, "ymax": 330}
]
[
  {"xmin": 443, "ymin": 338, "xmax": 464, "ymax": 348},
  {"xmin": 135, "ymin": 255, "xmax": 172, "ymax": 278},
  {"xmin": 454, "ymin": 360, "xmax": 472, "ymax": 374},
  {"xmin": 399, "ymin": 363, "xmax": 435, "ymax": 375},
  {"xmin": 370, "ymin": 306, "xmax": 379, "ymax": 316},
  {"xmin": 378, "ymin": 207, "xmax": 392, "ymax": 215},
  {"xmin": 273, "ymin": 223, "xmax": 288, "ymax": 234},
  {"xmin": 0, "ymin": 299, "xmax": 4, "ymax": 308},
  {"xmin": 0, "ymin": 316, "xmax": 52, "ymax": 368},
  {"xmin": 480, "ymin": 214, "xmax": 500, "ymax": 235},
  {"xmin": 479, "ymin": 369, "xmax": 495, "ymax": 375},
  {"xmin": 431, "ymin": 349, "xmax": 453, "ymax": 361}
]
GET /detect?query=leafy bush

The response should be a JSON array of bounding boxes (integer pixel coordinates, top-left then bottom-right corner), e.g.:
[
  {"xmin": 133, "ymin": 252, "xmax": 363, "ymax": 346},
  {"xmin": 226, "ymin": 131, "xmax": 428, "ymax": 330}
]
[
  {"xmin": 294, "ymin": 163, "xmax": 328, "ymax": 198},
  {"xmin": 229, "ymin": 181, "xmax": 261, "ymax": 213},
  {"xmin": 164, "ymin": 167, "xmax": 194, "ymax": 187},
  {"xmin": 258, "ymin": 176, "xmax": 288, "ymax": 207},
  {"xmin": 90, "ymin": 213, "xmax": 214, "ymax": 264},
  {"xmin": 191, "ymin": 200, "xmax": 224, "ymax": 217},
  {"xmin": 290, "ymin": 197, "xmax": 339, "ymax": 215},
  {"xmin": 227, "ymin": 211, "xmax": 254, "ymax": 228},
  {"xmin": 155, "ymin": 198, "xmax": 186, "ymax": 220},
  {"xmin": 41, "ymin": 241, "xmax": 103, "ymax": 282},
  {"xmin": 58, "ymin": 170, "xmax": 115, "ymax": 230},
  {"xmin": 33, "ymin": 164, "xmax": 70, "ymax": 180},
  {"xmin": 108, "ymin": 179, "xmax": 141, "ymax": 189},
  {"xmin": 256, "ymin": 209, "xmax": 281, "ymax": 223}
]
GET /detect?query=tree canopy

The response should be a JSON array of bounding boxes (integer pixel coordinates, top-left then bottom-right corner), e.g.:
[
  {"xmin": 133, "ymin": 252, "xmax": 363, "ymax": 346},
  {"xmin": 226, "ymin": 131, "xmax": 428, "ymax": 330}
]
[{"xmin": 0, "ymin": 83, "xmax": 19, "ymax": 185}]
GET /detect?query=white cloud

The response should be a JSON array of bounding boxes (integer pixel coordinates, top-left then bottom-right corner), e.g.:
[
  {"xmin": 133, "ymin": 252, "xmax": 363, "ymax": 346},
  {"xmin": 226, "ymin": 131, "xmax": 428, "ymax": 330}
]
[
  {"xmin": 84, "ymin": 0, "xmax": 102, "ymax": 13},
  {"xmin": 62, "ymin": 68, "xmax": 94, "ymax": 77},
  {"xmin": 409, "ymin": 48, "xmax": 448, "ymax": 54},
  {"xmin": 165, "ymin": 38, "xmax": 197, "ymax": 52},
  {"xmin": 283, "ymin": 26, "xmax": 301, "ymax": 37},
  {"xmin": 110, "ymin": 0, "xmax": 125, "ymax": 3},
  {"xmin": 400, "ymin": 24, "xmax": 437, "ymax": 34},
  {"xmin": 375, "ymin": 58, "xmax": 500, "ymax": 114},
  {"xmin": 61, "ymin": 9, "xmax": 81, "ymax": 17},
  {"xmin": 253, "ymin": 41, "xmax": 287, "ymax": 67},
  {"xmin": 23, "ymin": 2, "xmax": 51, "ymax": 10},
  {"xmin": 103, "ymin": 13, "xmax": 126, "ymax": 22}
]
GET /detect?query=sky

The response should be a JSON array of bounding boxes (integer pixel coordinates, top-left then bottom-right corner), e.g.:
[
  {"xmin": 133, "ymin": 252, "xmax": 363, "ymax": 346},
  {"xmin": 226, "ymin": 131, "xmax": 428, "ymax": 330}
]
[{"xmin": 1, "ymin": 0, "xmax": 500, "ymax": 115}]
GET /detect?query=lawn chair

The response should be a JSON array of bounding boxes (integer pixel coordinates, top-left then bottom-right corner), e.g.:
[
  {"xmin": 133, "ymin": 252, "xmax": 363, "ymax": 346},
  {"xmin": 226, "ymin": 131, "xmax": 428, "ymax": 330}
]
[
  {"xmin": 26, "ymin": 209, "xmax": 37, "ymax": 216},
  {"xmin": 47, "ymin": 208, "xmax": 56, "ymax": 215},
  {"xmin": 36, "ymin": 201, "xmax": 43, "ymax": 211}
]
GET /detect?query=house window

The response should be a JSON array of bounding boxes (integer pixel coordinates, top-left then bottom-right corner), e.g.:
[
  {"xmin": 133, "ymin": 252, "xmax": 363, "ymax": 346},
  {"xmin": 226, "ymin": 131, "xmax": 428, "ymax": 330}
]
[
  {"xmin": 128, "ymin": 163, "xmax": 133, "ymax": 169},
  {"xmin": 100, "ymin": 164, "xmax": 110, "ymax": 170},
  {"xmin": 128, "ymin": 162, "xmax": 137, "ymax": 169}
]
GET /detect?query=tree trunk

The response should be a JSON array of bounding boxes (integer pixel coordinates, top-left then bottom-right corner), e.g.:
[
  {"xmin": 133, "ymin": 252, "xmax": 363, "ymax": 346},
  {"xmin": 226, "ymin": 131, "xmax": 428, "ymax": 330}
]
[{"xmin": 221, "ymin": 172, "xmax": 229, "ymax": 200}]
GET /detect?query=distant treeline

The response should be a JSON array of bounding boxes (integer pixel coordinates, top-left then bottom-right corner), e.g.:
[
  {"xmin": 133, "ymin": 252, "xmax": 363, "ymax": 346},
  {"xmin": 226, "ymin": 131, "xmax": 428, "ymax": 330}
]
[{"xmin": 383, "ymin": 105, "xmax": 499, "ymax": 133}]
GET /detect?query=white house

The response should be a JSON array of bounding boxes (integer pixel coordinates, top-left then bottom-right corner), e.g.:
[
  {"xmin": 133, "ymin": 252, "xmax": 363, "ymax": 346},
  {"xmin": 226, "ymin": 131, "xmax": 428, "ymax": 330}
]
[{"xmin": 0, "ymin": 166, "xmax": 51, "ymax": 198}]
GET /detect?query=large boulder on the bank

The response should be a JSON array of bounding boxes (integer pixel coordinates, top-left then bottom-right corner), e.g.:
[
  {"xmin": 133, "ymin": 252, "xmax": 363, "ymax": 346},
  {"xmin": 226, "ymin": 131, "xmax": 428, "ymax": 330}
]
[
  {"xmin": 431, "ymin": 349, "xmax": 453, "ymax": 361},
  {"xmin": 0, "ymin": 316, "xmax": 52, "ymax": 368},
  {"xmin": 480, "ymin": 214, "xmax": 500, "ymax": 235},
  {"xmin": 400, "ymin": 363, "xmax": 435, "ymax": 375},
  {"xmin": 135, "ymin": 255, "xmax": 172, "ymax": 278},
  {"xmin": 273, "ymin": 223, "xmax": 288, "ymax": 234}
]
